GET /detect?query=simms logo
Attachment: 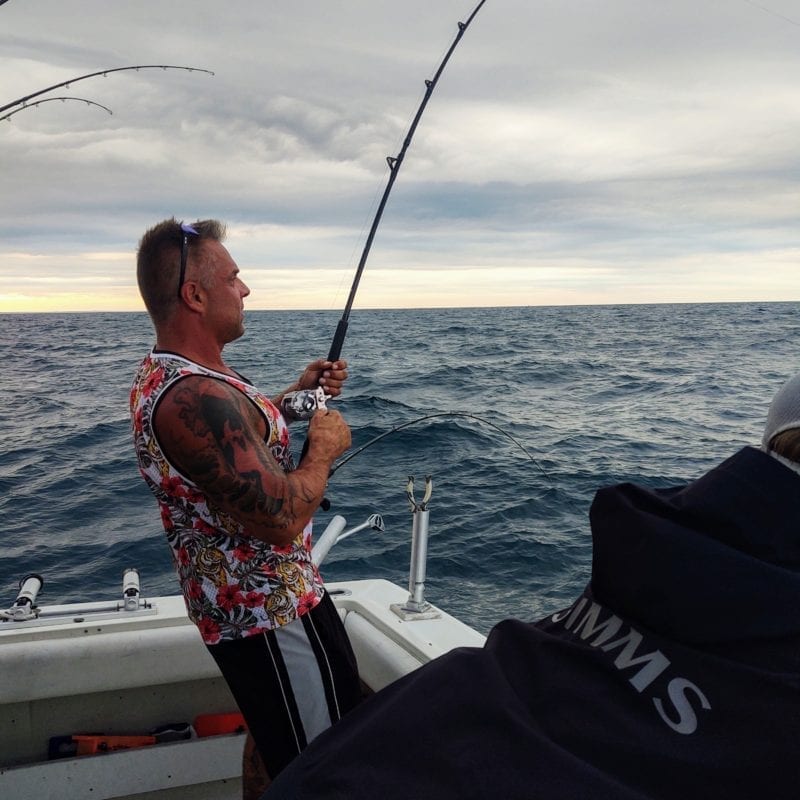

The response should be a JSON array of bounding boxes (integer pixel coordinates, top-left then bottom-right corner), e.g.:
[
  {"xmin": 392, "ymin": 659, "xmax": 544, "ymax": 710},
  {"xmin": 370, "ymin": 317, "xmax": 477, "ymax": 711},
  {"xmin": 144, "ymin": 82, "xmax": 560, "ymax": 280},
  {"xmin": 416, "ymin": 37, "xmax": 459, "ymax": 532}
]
[{"xmin": 552, "ymin": 597, "xmax": 711, "ymax": 735}]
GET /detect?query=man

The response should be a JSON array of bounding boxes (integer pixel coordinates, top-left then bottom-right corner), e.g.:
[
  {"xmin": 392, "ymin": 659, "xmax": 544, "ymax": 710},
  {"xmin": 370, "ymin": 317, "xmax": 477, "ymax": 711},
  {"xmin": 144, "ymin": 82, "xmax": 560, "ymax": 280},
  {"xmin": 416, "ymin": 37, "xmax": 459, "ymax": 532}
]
[
  {"xmin": 264, "ymin": 374, "xmax": 800, "ymax": 800},
  {"xmin": 130, "ymin": 218, "xmax": 361, "ymax": 798}
]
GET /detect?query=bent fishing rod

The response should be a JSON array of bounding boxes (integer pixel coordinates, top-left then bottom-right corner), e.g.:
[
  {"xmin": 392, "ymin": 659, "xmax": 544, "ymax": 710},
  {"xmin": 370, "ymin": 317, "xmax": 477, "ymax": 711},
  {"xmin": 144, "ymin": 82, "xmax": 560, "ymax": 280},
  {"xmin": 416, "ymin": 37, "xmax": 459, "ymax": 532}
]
[
  {"xmin": 0, "ymin": 97, "xmax": 113, "ymax": 124},
  {"xmin": 292, "ymin": 1, "xmax": 487, "ymax": 501},
  {"xmin": 0, "ymin": 65, "xmax": 214, "ymax": 117},
  {"xmin": 284, "ymin": 1, "xmax": 488, "ymax": 413},
  {"xmin": 326, "ymin": 0, "xmax": 487, "ymax": 362}
]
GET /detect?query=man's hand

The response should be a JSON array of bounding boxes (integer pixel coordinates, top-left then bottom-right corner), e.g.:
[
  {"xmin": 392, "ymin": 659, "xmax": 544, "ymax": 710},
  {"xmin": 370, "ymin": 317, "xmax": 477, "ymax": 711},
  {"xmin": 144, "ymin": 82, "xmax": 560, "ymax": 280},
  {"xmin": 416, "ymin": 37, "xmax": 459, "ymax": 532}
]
[
  {"xmin": 297, "ymin": 359, "xmax": 349, "ymax": 398},
  {"xmin": 306, "ymin": 409, "xmax": 351, "ymax": 460}
]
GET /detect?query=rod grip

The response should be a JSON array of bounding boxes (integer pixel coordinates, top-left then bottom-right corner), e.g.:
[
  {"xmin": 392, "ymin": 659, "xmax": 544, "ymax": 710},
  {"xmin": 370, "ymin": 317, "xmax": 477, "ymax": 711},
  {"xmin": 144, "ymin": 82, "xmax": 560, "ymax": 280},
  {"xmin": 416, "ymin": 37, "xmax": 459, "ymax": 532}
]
[{"xmin": 327, "ymin": 319, "xmax": 349, "ymax": 362}]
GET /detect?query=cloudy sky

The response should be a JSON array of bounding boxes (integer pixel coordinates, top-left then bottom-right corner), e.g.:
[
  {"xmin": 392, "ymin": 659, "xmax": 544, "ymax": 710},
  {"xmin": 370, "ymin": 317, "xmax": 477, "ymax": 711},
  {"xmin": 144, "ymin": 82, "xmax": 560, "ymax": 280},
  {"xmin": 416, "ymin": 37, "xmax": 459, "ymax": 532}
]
[{"xmin": 1, "ymin": 0, "xmax": 799, "ymax": 312}]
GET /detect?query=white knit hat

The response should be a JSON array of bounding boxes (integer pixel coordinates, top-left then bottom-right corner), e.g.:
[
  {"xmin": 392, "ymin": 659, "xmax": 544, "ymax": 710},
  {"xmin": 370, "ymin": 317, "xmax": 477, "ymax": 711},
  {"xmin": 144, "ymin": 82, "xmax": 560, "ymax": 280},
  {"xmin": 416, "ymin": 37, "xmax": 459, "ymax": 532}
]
[{"xmin": 762, "ymin": 372, "xmax": 800, "ymax": 449}]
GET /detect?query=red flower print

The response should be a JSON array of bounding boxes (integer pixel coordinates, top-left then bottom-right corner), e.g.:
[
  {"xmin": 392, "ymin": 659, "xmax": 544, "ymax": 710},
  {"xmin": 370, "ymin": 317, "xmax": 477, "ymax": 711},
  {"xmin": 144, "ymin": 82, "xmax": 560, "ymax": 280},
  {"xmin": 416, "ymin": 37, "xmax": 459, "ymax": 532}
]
[
  {"xmin": 185, "ymin": 486, "xmax": 204, "ymax": 504},
  {"xmin": 233, "ymin": 543, "xmax": 256, "ymax": 562},
  {"xmin": 197, "ymin": 618, "xmax": 221, "ymax": 644},
  {"xmin": 142, "ymin": 366, "xmax": 165, "ymax": 397},
  {"xmin": 160, "ymin": 476, "xmax": 185, "ymax": 496},
  {"xmin": 194, "ymin": 519, "xmax": 217, "ymax": 536},
  {"xmin": 159, "ymin": 477, "xmax": 204, "ymax": 504},
  {"xmin": 217, "ymin": 584, "xmax": 244, "ymax": 611},
  {"xmin": 185, "ymin": 580, "xmax": 203, "ymax": 600},
  {"xmin": 160, "ymin": 505, "xmax": 174, "ymax": 530},
  {"xmin": 297, "ymin": 591, "xmax": 318, "ymax": 616},
  {"xmin": 177, "ymin": 547, "xmax": 191, "ymax": 567},
  {"xmin": 243, "ymin": 591, "xmax": 266, "ymax": 608},
  {"xmin": 272, "ymin": 542, "xmax": 294, "ymax": 555}
]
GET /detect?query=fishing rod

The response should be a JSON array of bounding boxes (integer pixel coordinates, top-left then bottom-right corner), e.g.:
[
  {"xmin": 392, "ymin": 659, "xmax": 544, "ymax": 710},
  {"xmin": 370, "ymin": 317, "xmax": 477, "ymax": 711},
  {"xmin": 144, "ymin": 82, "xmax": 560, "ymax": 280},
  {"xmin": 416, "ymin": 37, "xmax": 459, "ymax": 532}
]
[
  {"xmin": 287, "ymin": 2, "xmax": 488, "ymax": 414},
  {"xmin": 326, "ymin": 0, "xmax": 487, "ymax": 362},
  {"xmin": 292, "ymin": 2, "xmax": 487, "ymax": 504},
  {"xmin": 0, "ymin": 97, "xmax": 113, "ymax": 123},
  {"xmin": 0, "ymin": 65, "xmax": 214, "ymax": 117}
]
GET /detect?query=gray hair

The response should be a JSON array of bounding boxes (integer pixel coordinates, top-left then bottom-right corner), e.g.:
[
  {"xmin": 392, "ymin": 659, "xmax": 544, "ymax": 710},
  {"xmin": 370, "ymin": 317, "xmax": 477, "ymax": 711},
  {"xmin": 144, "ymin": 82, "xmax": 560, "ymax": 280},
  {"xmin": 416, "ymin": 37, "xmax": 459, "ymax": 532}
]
[{"xmin": 136, "ymin": 217, "xmax": 227, "ymax": 326}]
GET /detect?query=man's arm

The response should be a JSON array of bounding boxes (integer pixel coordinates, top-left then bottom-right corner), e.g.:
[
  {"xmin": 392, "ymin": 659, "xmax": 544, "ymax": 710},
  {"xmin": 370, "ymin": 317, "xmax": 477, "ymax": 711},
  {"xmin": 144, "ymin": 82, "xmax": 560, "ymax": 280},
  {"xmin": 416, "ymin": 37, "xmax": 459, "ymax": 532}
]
[{"xmin": 153, "ymin": 375, "xmax": 350, "ymax": 546}]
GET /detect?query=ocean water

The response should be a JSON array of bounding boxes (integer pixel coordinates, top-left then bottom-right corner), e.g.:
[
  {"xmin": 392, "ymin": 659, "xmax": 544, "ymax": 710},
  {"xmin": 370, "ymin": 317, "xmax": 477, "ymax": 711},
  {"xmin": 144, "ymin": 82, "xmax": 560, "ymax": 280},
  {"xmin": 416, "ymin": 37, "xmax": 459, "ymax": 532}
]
[{"xmin": 1, "ymin": 303, "xmax": 798, "ymax": 634}]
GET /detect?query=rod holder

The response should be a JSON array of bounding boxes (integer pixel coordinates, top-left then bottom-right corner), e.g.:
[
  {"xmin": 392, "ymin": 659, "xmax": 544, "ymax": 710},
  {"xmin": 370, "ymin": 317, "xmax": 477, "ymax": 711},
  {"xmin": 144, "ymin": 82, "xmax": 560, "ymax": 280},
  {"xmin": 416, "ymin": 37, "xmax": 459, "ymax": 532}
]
[
  {"xmin": 312, "ymin": 514, "xmax": 385, "ymax": 566},
  {"xmin": 121, "ymin": 568, "xmax": 141, "ymax": 612},
  {"xmin": 391, "ymin": 476, "xmax": 440, "ymax": 621},
  {"xmin": 0, "ymin": 574, "xmax": 44, "ymax": 622}
]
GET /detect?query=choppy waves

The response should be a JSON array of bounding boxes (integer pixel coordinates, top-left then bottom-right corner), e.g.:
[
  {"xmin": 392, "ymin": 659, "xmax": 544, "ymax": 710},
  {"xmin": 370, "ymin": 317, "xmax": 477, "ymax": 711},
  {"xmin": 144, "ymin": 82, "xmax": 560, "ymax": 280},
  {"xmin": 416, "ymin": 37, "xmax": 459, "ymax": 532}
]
[{"xmin": 1, "ymin": 302, "xmax": 798, "ymax": 633}]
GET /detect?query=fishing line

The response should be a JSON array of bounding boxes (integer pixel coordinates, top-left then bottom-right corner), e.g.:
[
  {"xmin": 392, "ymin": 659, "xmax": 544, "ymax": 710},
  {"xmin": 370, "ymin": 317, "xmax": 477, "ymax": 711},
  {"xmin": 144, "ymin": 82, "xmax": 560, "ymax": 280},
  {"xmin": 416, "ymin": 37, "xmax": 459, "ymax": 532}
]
[
  {"xmin": 329, "ymin": 172, "xmax": 388, "ymax": 313},
  {"xmin": 329, "ymin": 411, "xmax": 554, "ymax": 487},
  {"xmin": 740, "ymin": 0, "xmax": 800, "ymax": 27}
]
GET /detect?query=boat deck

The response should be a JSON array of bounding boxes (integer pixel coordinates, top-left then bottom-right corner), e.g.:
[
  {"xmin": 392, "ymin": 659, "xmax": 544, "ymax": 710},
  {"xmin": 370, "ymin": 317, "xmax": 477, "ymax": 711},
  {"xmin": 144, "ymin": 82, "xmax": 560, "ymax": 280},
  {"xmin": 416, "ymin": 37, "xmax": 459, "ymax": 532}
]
[{"xmin": 0, "ymin": 579, "xmax": 485, "ymax": 799}]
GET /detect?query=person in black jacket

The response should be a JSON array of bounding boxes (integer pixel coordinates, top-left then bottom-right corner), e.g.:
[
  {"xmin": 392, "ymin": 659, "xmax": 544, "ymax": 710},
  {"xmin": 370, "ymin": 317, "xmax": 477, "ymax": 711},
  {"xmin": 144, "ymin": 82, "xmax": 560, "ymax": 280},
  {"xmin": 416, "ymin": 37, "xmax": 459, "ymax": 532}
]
[{"xmin": 264, "ymin": 373, "xmax": 800, "ymax": 800}]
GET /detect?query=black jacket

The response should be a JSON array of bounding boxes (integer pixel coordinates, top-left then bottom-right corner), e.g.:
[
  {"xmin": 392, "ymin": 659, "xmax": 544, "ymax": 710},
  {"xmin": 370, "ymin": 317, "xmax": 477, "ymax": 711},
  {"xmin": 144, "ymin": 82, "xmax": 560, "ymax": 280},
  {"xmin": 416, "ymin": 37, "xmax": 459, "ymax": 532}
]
[{"xmin": 266, "ymin": 447, "xmax": 800, "ymax": 799}]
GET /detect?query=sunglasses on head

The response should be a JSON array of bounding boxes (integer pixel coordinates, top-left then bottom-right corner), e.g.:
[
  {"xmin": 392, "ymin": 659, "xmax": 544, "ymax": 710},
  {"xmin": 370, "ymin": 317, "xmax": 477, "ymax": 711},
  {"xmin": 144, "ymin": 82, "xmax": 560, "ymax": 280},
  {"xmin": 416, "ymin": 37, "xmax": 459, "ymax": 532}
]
[{"xmin": 177, "ymin": 222, "xmax": 199, "ymax": 299}]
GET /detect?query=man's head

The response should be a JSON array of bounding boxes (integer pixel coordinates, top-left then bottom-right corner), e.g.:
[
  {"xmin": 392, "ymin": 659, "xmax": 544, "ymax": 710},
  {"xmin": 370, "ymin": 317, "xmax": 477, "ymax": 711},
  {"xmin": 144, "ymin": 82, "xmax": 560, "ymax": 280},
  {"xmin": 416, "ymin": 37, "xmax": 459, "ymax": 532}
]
[
  {"xmin": 136, "ymin": 218, "xmax": 227, "ymax": 326},
  {"xmin": 762, "ymin": 373, "xmax": 800, "ymax": 462}
]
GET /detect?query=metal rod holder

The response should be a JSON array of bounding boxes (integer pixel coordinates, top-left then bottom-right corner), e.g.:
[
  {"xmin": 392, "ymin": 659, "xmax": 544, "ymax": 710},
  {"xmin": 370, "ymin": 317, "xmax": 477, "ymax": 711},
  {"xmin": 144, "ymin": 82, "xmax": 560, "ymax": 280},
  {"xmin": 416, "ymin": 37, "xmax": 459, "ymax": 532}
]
[
  {"xmin": 312, "ymin": 514, "xmax": 385, "ymax": 566},
  {"xmin": 0, "ymin": 574, "xmax": 44, "ymax": 622},
  {"xmin": 121, "ymin": 568, "xmax": 141, "ymax": 612},
  {"xmin": 391, "ymin": 476, "xmax": 440, "ymax": 621},
  {"xmin": 407, "ymin": 505, "xmax": 430, "ymax": 609}
]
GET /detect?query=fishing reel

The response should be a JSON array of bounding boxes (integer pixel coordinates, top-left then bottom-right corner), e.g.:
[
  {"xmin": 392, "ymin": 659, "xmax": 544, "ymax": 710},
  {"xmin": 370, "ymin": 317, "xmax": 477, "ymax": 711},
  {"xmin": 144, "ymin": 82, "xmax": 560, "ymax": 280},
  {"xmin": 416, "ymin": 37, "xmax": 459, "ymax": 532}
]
[{"xmin": 281, "ymin": 387, "xmax": 329, "ymax": 421}]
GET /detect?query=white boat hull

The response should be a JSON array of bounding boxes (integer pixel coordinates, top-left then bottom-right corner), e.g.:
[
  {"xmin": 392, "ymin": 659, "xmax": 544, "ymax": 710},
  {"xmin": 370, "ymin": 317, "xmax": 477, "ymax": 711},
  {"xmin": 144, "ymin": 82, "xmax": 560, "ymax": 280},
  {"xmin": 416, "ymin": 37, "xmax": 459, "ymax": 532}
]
[{"xmin": 0, "ymin": 579, "xmax": 485, "ymax": 799}]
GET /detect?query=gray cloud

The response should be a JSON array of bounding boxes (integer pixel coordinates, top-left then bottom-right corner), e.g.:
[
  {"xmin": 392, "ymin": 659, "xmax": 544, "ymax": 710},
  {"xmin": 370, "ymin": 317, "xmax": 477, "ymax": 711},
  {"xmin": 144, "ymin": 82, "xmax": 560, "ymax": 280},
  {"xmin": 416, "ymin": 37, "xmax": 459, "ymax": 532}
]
[{"xmin": 1, "ymin": 0, "xmax": 799, "ymax": 309}]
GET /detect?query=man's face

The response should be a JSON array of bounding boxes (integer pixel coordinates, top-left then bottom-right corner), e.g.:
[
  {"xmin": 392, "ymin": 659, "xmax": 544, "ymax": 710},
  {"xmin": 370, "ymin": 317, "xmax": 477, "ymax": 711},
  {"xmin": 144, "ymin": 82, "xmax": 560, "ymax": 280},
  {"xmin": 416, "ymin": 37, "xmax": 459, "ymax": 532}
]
[{"xmin": 199, "ymin": 240, "xmax": 251, "ymax": 344}]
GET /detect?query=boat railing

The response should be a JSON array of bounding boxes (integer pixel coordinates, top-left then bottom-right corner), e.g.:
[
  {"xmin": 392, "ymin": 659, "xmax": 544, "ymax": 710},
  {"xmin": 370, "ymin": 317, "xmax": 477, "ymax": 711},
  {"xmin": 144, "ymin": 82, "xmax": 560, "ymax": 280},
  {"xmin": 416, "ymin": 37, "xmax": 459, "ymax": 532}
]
[
  {"xmin": 3, "ymin": 475, "xmax": 443, "ymax": 629},
  {"xmin": 0, "ymin": 568, "xmax": 156, "ymax": 629}
]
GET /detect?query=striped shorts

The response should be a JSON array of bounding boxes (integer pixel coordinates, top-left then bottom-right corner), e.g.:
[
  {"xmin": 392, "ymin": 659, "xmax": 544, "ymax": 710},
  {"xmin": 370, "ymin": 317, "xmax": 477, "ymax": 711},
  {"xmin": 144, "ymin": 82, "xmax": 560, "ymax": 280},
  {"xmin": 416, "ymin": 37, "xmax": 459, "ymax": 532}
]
[{"xmin": 206, "ymin": 590, "xmax": 362, "ymax": 777}]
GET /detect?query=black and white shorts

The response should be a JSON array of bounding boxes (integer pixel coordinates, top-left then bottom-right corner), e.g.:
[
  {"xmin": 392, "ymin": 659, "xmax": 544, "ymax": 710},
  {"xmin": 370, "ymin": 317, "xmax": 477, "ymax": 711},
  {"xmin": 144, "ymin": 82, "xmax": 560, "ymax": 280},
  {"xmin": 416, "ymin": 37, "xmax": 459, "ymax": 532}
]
[{"xmin": 207, "ymin": 590, "xmax": 362, "ymax": 777}]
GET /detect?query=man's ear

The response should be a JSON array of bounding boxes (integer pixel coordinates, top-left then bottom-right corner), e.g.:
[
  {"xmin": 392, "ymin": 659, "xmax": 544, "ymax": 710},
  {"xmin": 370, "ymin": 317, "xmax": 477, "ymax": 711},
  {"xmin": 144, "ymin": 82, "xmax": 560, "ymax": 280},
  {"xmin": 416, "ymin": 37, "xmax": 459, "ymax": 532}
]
[{"xmin": 179, "ymin": 280, "xmax": 206, "ymax": 312}]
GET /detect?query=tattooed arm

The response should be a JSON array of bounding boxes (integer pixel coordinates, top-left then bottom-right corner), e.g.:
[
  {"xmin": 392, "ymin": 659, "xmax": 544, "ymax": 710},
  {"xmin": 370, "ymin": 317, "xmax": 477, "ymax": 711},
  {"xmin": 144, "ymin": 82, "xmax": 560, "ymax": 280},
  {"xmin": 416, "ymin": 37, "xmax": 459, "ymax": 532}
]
[{"xmin": 153, "ymin": 375, "xmax": 350, "ymax": 546}]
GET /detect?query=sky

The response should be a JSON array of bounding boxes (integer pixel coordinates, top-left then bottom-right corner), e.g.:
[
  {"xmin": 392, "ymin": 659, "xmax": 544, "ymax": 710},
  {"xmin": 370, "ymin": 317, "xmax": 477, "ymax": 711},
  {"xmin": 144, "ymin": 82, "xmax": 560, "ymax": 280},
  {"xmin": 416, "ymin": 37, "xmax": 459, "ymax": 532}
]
[{"xmin": 1, "ymin": 0, "xmax": 799, "ymax": 313}]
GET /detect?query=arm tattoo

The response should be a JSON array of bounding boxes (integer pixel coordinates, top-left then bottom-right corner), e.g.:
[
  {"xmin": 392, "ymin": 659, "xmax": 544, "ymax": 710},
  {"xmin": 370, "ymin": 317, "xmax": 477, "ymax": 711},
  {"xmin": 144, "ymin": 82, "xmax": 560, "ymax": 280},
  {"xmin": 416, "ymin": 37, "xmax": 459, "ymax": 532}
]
[
  {"xmin": 195, "ymin": 393, "xmax": 284, "ymax": 517},
  {"xmin": 163, "ymin": 378, "xmax": 323, "ymax": 530}
]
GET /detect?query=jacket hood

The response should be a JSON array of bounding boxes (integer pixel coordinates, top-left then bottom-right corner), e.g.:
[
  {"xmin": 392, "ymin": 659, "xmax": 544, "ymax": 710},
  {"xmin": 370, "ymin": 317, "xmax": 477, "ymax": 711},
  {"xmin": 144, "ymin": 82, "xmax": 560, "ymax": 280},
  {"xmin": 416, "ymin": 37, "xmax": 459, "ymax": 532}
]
[{"xmin": 588, "ymin": 446, "xmax": 800, "ymax": 644}]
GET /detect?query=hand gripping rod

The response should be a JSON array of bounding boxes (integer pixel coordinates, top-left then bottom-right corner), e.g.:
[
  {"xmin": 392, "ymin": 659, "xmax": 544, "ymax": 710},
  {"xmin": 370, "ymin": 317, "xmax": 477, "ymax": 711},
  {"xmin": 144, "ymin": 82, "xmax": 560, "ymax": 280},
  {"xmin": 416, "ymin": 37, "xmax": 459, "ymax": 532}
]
[{"xmin": 327, "ymin": 0, "xmax": 488, "ymax": 362}]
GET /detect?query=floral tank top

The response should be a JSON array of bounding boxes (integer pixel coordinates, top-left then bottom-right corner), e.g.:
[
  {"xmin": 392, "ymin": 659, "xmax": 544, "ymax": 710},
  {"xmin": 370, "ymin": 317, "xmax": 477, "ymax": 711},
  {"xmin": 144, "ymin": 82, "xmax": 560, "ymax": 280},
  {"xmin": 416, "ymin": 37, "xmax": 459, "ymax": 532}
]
[{"xmin": 130, "ymin": 350, "xmax": 324, "ymax": 644}]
